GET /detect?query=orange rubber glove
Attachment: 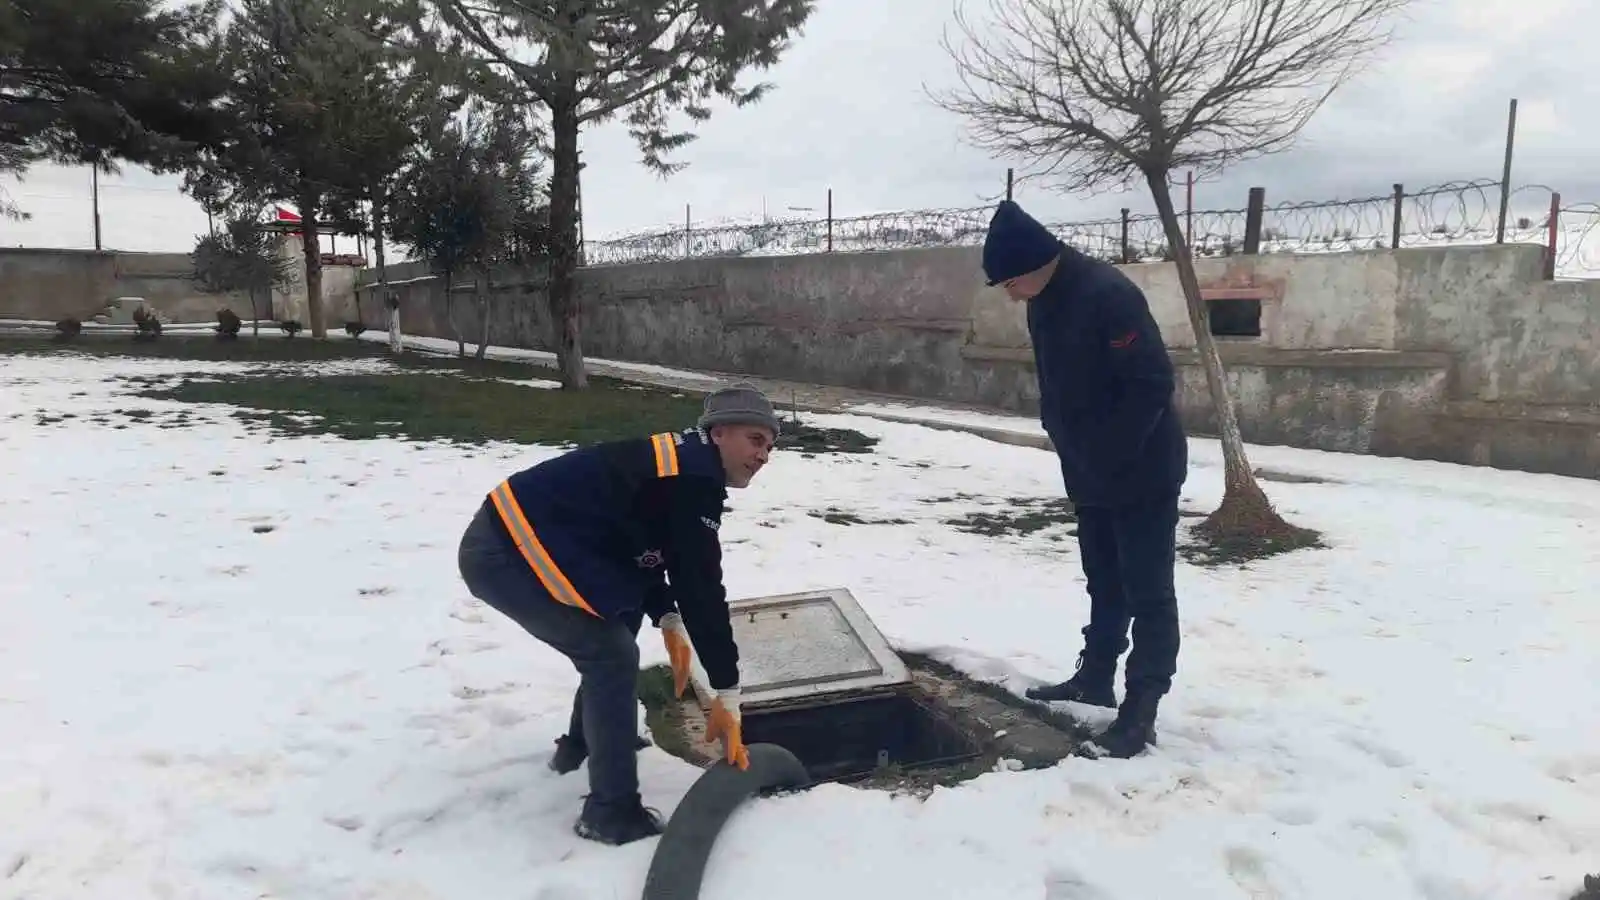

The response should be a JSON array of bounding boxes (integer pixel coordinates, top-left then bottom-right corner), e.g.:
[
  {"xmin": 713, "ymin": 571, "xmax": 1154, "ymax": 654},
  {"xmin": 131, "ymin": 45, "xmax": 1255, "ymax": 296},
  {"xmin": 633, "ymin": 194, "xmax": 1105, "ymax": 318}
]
[
  {"xmin": 704, "ymin": 687, "xmax": 749, "ymax": 770},
  {"xmin": 659, "ymin": 612, "xmax": 693, "ymax": 698}
]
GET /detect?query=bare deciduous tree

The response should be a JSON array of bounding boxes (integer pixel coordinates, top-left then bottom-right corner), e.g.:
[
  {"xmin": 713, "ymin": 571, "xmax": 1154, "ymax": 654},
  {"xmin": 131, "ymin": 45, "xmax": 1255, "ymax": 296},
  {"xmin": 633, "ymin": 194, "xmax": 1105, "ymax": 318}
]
[{"xmin": 934, "ymin": 0, "xmax": 1412, "ymax": 550}]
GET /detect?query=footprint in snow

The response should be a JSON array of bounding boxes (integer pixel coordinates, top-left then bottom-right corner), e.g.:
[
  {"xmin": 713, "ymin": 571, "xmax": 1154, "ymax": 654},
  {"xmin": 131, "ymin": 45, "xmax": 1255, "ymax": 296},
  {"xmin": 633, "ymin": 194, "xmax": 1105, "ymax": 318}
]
[
  {"xmin": 324, "ymin": 815, "xmax": 365, "ymax": 832},
  {"xmin": 428, "ymin": 637, "xmax": 502, "ymax": 657},
  {"xmin": 479, "ymin": 704, "xmax": 528, "ymax": 728},
  {"xmin": 452, "ymin": 753, "xmax": 546, "ymax": 779},
  {"xmin": 1187, "ymin": 703, "xmax": 1237, "ymax": 720},
  {"xmin": 138, "ymin": 750, "xmax": 175, "ymax": 768},
  {"xmin": 530, "ymin": 882, "xmax": 596, "ymax": 900},
  {"xmin": 1264, "ymin": 801, "xmax": 1319, "ymax": 827},
  {"xmin": 1546, "ymin": 754, "xmax": 1600, "ymax": 789},
  {"xmin": 451, "ymin": 682, "xmax": 525, "ymax": 700},
  {"xmin": 369, "ymin": 792, "xmax": 492, "ymax": 852},
  {"xmin": 1223, "ymin": 845, "xmax": 1285, "ymax": 899},
  {"xmin": 1350, "ymin": 817, "xmax": 1411, "ymax": 850},
  {"xmin": 1339, "ymin": 731, "xmax": 1412, "ymax": 769},
  {"xmin": 1044, "ymin": 867, "xmax": 1114, "ymax": 900},
  {"xmin": 1473, "ymin": 800, "xmax": 1586, "ymax": 853}
]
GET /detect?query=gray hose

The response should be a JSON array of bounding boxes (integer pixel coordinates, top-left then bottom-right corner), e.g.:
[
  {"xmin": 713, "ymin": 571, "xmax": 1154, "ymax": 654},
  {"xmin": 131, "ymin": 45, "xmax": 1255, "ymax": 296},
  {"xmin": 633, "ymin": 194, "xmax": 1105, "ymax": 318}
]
[{"xmin": 641, "ymin": 743, "xmax": 811, "ymax": 900}]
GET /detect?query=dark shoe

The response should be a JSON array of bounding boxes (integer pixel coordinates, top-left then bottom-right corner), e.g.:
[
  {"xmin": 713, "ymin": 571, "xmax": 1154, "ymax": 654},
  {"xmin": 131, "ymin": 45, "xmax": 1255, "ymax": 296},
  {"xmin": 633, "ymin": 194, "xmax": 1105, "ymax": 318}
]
[
  {"xmin": 549, "ymin": 733, "xmax": 653, "ymax": 775},
  {"xmin": 573, "ymin": 794, "xmax": 665, "ymax": 846},
  {"xmin": 1086, "ymin": 691, "xmax": 1160, "ymax": 759},
  {"xmin": 1025, "ymin": 651, "xmax": 1117, "ymax": 708}
]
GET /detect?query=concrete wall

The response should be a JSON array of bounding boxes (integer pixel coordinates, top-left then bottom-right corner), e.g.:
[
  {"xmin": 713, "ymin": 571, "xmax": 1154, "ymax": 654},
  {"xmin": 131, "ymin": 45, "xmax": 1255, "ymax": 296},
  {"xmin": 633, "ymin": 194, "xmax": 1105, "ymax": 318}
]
[
  {"xmin": 268, "ymin": 239, "xmax": 362, "ymax": 327},
  {"xmin": 0, "ymin": 248, "xmax": 256, "ymax": 323},
  {"xmin": 363, "ymin": 242, "xmax": 1596, "ymax": 479},
  {"xmin": 0, "ymin": 241, "xmax": 364, "ymax": 327}
]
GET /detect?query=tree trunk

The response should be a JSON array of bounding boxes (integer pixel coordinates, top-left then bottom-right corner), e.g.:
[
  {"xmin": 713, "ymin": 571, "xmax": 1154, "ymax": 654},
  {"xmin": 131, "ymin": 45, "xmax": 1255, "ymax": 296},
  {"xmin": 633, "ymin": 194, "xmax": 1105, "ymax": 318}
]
[
  {"xmin": 547, "ymin": 92, "xmax": 588, "ymax": 389},
  {"xmin": 475, "ymin": 270, "xmax": 490, "ymax": 361},
  {"xmin": 371, "ymin": 189, "xmax": 401, "ymax": 355},
  {"xmin": 249, "ymin": 285, "xmax": 262, "ymax": 339},
  {"xmin": 445, "ymin": 270, "xmax": 464, "ymax": 357},
  {"xmin": 1145, "ymin": 171, "xmax": 1283, "ymax": 530},
  {"xmin": 297, "ymin": 190, "xmax": 327, "ymax": 339}
]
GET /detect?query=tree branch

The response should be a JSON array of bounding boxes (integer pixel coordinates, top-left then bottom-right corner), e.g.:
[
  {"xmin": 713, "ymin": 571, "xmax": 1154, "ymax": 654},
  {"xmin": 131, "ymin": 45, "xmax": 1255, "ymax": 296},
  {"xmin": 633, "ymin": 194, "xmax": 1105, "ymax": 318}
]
[
  {"xmin": 434, "ymin": 0, "xmax": 550, "ymax": 96},
  {"xmin": 931, "ymin": 0, "xmax": 1414, "ymax": 188}
]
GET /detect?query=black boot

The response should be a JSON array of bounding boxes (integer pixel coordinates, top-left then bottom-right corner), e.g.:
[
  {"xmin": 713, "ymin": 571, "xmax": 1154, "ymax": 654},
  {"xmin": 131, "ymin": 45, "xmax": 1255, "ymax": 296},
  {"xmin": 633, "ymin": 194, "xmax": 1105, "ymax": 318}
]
[
  {"xmin": 1025, "ymin": 649, "xmax": 1118, "ymax": 708},
  {"xmin": 549, "ymin": 733, "xmax": 652, "ymax": 775},
  {"xmin": 1086, "ymin": 690, "xmax": 1160, "ymax": 759},
  {"xmin": 573, "ymin": 793, "xmax": 665, "ymax": 846}
]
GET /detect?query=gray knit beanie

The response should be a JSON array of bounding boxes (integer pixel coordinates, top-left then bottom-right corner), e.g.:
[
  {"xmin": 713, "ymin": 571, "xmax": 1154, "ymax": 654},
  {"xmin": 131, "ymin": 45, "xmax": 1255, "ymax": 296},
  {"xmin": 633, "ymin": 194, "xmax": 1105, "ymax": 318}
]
[{"xmin": 698, "ymin": 382, "xmax": 781, "ymax": 435}]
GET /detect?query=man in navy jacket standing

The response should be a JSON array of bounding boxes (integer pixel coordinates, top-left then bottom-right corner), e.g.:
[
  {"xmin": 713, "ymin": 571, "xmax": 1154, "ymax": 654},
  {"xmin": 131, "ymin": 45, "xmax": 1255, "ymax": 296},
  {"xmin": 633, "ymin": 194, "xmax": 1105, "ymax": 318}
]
[{"xmin": 981, "ymin": 200, "xmax": 1188, "ymax": 759}]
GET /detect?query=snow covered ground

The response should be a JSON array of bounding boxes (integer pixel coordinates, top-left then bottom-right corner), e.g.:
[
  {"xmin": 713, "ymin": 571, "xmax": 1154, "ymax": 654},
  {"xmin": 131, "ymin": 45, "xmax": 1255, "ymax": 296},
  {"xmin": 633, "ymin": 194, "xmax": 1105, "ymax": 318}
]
[{"xmin": 3, "ymin": 350, "xmax": 1597, "ymax": 900}]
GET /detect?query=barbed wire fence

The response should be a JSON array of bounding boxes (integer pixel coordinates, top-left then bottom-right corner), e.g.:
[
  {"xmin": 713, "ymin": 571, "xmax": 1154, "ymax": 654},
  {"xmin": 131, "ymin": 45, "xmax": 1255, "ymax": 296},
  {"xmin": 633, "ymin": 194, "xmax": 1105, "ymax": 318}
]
[
  {"xmin": 583, "ymin": 178, "xmax": 1600, "ymax": 280},
  {"xmin": 7, "ymin": 169, "xmax": 1596, "ymax": 281}
]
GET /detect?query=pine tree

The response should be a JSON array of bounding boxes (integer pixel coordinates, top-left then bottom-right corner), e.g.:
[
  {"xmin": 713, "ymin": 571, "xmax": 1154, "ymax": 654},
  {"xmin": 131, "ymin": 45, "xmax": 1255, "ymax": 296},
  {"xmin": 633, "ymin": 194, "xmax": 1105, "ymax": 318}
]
[
  {"xmin": 0, "ymin": 0, "xmax": 227, "ymax": 217},
  {"xmin": 429, "ymin": 0, "xmax": 815, "ymax": 387},
  {"xmin": 188, "ymin": 0, "xmax": 403, "ymax": 338}
]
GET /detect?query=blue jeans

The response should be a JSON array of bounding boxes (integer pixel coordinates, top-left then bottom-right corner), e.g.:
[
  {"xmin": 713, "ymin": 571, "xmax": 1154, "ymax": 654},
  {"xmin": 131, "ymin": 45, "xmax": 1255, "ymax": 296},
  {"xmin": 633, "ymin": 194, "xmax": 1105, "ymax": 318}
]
[
  {"xmin": 1074, "ymin": 492, "xmax": 1181, "ymax": 697},
  {"xmin": 456, "ymin": 502, "xmax": 642, "ymax": 806}
]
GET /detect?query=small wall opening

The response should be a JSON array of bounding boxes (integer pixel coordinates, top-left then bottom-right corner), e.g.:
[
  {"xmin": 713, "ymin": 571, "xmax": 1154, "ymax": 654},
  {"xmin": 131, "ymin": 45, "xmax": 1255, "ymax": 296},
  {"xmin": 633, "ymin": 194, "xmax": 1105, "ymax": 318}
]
[
  {"xmin": 740, "ymin": 689, "xmax": 981, "ymax": 783},
  {"xmin": 1207, "ymin": 296, "xmax": 1262, "ymax": 337}
]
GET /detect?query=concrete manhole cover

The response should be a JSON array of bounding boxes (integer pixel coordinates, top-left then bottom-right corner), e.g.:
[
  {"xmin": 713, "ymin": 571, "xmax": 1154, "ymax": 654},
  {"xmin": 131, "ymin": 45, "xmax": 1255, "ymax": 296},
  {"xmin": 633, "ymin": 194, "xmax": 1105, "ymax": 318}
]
[{"xmin": 686, "ymin": 587, "xmax": 910, "ymax": 709}]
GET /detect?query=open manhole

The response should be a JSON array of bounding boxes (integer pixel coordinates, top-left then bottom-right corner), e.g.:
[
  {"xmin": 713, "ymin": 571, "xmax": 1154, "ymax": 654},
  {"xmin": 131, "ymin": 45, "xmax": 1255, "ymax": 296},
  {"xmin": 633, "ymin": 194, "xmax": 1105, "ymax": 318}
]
[
  {"xmin": 740, "ymin": 687, "xmax": 982, "ymax": 783},
  {"xmin": 641, "ymin": 588, "xmax": 1092, "ymax": 794}
]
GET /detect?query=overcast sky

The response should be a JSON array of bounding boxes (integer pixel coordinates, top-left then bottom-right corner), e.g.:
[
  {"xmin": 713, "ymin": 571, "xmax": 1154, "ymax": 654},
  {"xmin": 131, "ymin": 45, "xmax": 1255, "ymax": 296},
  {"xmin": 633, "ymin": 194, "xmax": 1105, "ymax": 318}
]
[{"xmin": 2, "ymin": 0, "xmax": 1592, "ymax": 254}]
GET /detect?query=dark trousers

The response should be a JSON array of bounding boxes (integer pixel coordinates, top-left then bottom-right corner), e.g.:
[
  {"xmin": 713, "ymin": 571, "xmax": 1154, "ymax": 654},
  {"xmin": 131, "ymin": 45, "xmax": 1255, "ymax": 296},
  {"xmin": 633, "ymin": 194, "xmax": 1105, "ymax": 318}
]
[
  {"xmin": 456, "ymin": 502, "xmax": 643, "ymax": 806},
  {"xmin": 1074, "ymin": 492, "xmax": 1181, "ymax": 697},
  {"xmin": 562, "ymin": 605, "xmax": 643, "ymax": 746}
]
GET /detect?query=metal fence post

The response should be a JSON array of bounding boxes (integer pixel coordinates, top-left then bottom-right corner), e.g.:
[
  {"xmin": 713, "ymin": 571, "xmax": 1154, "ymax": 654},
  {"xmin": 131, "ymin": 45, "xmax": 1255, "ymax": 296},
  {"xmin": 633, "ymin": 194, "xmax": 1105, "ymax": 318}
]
[
  {"xmin": 1497, "ymin": 98, "xmax": 1518, "ymax": 243},
  {"xmin": 1243, "ymin": 187, "xmax": 1265, "ymax": 254},
  {"xmin": 1185, "ymin": 171, "xmax": 1194, "ymax": 251},
  {"xmin": 1544, "ymin": 191, "xmax": 1560, "ymax": 280},
  {"xmin": 1119, "ymin": 208, "xmax": 1130, "ymax": 264},
  {"xmin": 1391, "ymin": 185, "xmax": 1404, "ymax": 250}
]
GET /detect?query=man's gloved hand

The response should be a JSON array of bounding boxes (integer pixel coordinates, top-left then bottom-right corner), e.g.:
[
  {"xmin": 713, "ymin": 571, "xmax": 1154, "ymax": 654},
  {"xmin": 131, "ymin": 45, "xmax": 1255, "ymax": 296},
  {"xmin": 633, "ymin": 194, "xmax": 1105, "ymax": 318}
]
[
  {"xmin": 659, "ymin": 613, "xmax": 693, "ymax": 698},
  {"xmin": 704, "ymin": 686, "xmax": 749, "ymax": 770}
]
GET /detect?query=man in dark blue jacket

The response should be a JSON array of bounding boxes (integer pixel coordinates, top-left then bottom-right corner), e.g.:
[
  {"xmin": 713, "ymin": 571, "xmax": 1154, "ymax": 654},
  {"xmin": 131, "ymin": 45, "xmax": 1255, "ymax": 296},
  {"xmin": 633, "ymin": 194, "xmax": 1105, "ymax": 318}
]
[
  {"xmin": 456, "ymin": 384, "xmax": 778, "ymax": 845},
  {"xmin": 981, "ymin": 200, "xmax": 1188, "ymax": 760}
]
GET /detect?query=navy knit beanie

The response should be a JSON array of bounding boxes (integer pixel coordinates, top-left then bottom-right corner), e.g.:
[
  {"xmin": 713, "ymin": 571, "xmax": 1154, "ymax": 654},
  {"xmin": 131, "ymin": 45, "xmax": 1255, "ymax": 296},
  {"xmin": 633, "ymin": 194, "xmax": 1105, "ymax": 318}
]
[{"xmin": 982, "ymin": 200, "xmax": 1061, "ymax": 286}]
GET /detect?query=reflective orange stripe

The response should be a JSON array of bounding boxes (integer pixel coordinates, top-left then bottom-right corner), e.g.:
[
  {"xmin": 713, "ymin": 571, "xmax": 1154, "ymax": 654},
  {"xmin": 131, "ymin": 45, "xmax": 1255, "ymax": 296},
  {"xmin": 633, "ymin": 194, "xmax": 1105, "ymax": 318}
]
[
  {"xmin": 488, "ymin": 480, "xmax": 598, "ymax": 617},
  {"xmin": 650, "ymin": 432, "xmax": 680, "ymax": 477}
]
